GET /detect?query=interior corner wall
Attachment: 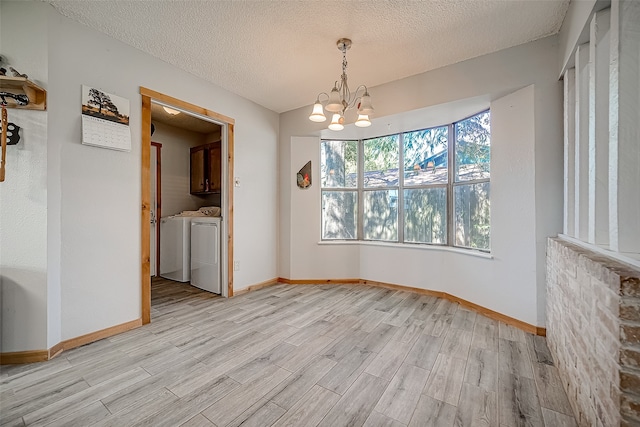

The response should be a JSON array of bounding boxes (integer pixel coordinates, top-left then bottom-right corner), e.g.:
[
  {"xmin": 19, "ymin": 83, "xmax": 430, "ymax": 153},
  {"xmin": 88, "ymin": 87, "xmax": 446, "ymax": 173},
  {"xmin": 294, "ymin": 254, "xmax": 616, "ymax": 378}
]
[
  {"xmin": 42, "ymin": 5, "xmax": 278, "ymax": 341},
  {"xmin": 279, "ymin": 36, "xmax": 563, "ymax": 326},
  {"xmin": 289, "ymin": 137, "xmax": 360, "ymax": 280},
  {"xmin": 534, "ymin": 83, "xmax": 564, "ymax": 326},
  {"xmin": 0, "ymin": 1, "xmax": 50, "ymax": 352}
]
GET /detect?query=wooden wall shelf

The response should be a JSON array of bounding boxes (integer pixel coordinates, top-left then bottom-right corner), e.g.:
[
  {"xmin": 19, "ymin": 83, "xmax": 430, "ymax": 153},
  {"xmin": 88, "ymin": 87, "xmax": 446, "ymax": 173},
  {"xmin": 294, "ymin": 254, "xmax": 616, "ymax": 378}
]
[{"xmin": 0, "ymin": 76, "xmax": 47, "ymax": 110}]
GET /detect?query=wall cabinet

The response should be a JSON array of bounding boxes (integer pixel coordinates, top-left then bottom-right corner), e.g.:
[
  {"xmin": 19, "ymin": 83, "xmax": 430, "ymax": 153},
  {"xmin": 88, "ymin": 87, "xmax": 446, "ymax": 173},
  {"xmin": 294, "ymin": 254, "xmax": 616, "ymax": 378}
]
[{"xmin": 190, "ymin": 141, "xmax": 221, "ymax": 194}]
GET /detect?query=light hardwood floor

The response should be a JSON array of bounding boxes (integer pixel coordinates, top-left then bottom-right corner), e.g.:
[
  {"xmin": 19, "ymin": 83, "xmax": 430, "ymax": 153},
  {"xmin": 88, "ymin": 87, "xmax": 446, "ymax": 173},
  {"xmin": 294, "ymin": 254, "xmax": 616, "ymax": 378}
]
[{"xmin": 0, "ymin": 278, "xmax": 577, "ymax": 427}]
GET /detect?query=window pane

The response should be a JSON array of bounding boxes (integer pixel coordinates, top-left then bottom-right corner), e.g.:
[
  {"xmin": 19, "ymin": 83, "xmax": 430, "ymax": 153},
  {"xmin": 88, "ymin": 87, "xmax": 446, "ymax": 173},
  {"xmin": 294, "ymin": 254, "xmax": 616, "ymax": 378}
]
[
  {"xmin": 454, "ymin": 183, "xmax": 490, "ymax": 249},
  {"xmin": 322, "ymin": 191, "xmax": 358, "ymax": 239},
  {"xmin": 321, "ymin": 140, "xmax": 357, "ymax": 188},
  {"xmin": 404, "ymin": 188, "xmax": 447, "ymax": 244},
  {"xmin": 364, "ymin": 135, "xmax": 399, "ymax": 188},
  {"xmin": 363, "ymin": 190, "xmax": 398, "ymax": 241},
  {"xmin": 403, "ymin": 126, "xmax": 448, "ymax": 185},
  {"xmin": 455, "ymin": 111, "xmax": 490, "ymax": 182}
]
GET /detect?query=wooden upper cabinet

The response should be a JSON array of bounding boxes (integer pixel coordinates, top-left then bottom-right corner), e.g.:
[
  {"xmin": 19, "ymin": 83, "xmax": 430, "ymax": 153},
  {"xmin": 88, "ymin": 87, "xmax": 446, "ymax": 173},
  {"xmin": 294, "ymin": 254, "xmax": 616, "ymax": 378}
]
[{"xmin": 190, "ymin": 141, "xmax": 221, "ymax": 194}]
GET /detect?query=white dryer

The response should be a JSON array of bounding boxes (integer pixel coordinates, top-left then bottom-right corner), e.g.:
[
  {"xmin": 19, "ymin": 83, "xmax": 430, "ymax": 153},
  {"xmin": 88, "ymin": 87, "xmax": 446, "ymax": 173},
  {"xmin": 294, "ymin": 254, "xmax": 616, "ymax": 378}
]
[
  {"xmin": 159, "ymin": 216, "xmax": 192, "ymax": 282},
  {"xmin": 190, "ymin": 217, "xmax": 221, "ymax": 294}
]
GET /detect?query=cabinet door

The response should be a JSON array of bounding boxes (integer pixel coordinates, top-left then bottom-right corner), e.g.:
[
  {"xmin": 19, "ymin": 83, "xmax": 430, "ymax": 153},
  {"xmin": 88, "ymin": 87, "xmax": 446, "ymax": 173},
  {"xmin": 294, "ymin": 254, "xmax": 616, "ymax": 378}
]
[
  {"xmin": 190, "ymin": 148, "xmax": 205, "ymax": 193},
  {"xmin": 208, "ymin": 143, "xmax": 222, "ymax": 192}
]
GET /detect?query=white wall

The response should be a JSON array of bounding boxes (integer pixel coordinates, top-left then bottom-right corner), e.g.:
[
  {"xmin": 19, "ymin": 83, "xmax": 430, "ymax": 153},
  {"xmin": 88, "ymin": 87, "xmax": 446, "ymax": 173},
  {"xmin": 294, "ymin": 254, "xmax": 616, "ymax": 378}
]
[
  {"xmin": 151, "ymin": 122, "xmax": 216, "ymax": 217},
  {"xmin": 2, "ymin": 2, "xmax": 279, "ymax": 350},
  {"xmin": 0, "ymin": 1, "xmax": 50, "ymax": 352},
  {"xmin": 279, "ymin": 37, "xmax": 563, "ymax": 326}
]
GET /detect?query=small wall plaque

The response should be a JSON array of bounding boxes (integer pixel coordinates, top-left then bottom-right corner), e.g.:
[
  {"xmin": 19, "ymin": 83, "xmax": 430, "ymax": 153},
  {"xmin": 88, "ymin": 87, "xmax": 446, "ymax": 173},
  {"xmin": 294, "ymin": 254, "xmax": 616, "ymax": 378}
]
[{"xmin": 297, "ymin": 161, "xmax": 312, "ymax": 189}]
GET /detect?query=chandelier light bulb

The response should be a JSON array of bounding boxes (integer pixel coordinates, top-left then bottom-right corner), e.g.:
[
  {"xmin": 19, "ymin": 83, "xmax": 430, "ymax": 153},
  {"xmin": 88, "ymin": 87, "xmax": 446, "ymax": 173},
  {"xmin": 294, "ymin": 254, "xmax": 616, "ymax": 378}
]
[
  {"xmin": 328, "ymin": 113, "xmax": 344, "ymax": 131},
  {"xmin": 309, "ymin": 101, "xmax": 327, "ymax": 122},
  {"xmin": 355, "ymin": 114, "xmax": 371, "ymax": 127},
  {"xmin": 325, "ymin": 87, "xmax": 343, "ymax": 113},
  {"xmin": 358, "ymin": 93, "xmax": 374, "ymax": 115}
]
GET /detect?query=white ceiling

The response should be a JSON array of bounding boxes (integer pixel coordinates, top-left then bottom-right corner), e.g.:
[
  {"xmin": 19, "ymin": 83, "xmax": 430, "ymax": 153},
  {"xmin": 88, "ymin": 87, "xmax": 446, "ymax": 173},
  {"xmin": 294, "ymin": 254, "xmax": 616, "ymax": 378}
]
[{"xmin": 47, "ymin": 0, "xmax": 570, "ymax": 114}]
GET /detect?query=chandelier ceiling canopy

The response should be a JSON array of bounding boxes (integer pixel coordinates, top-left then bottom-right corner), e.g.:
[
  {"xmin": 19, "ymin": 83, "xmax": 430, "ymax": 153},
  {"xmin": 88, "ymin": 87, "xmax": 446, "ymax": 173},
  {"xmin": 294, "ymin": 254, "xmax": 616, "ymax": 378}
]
[{"xmin": 309, "ymin": 38, "xmax": 374, "ymax": 131}]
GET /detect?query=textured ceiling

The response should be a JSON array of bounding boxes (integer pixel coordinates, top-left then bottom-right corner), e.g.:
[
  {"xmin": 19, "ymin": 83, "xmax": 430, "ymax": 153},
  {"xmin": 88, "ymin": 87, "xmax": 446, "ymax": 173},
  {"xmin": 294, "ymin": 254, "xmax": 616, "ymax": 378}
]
[{"xmin": 47, "ymin": 0, "xmax": 570, "ymax": 114}]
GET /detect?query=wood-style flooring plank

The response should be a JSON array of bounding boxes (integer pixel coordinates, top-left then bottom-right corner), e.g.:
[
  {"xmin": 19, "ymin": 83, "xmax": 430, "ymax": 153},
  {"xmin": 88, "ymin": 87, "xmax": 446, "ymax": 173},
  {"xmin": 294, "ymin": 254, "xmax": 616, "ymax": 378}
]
[
  {"xmin": 271, "ymin": 384, "xmax": 340, "ymax": 427},
  {"xmin": 364, "ymin": 337, "xmax": 416, "ymax": 381},
  {"xmin": 498, "ymin": 338, "xmax": 534, "ymax": 379},
  {"xmin": 266, "ymin": 356, "xmax": 336, "ymax": 410},
  {"xmin": 464, "ymin": 347, "xmax": 498, "ymax": 392},
  {"xmin": 363, "ymin": 411, "xmax": 407, "ymax": 427},
  {"xmin": 540, "ymin": 408, "xmax": 578, "ymax": 427},
  {"xmin": 531, "ymin": 362, "xmax": 574, "ymax": 416},
  {"xmin": 318, "ymin": 347, "xmax": 375, "ymax": 395},
  {"xmin": 23, "ymin": 367, "xmax": 150, "ymax": 427},
  {"xmin": 440, "ymin": 328, "xmax": 472, "ymax": 360},
  {"xmin": 94, "ymin": 387, "xmax": 179, "ymax": 427},
  {"xmin": 374, "ymin": 363, "xmax": 430, "ymax": 424},
  {"xmin": 317, "ymin": 373, "xmax": 389, "ymax": 427},
  {"xmin": 200, "ymin": 365, "xmax": 290, "ymax": 427},
  {"xmin": 404, "ymin": 333, "xmax": 443, "ymax": 371},
  {"xmin": 36, "ymin": 400, "xmax": 110, "ymax": 427},
  {"xmin": 498, "ymin": 373, "xmax": 543, "ymax": 427},
  {"xmin": 179, "ymin": 414, "xmax": 216, "ymax": 427},
  {"xmin": 422, "ymin": 353, "xmax": 466, "ymax": 406},
  {"xmin": 408, "ymin": 395, "xmax": 456, "ymax": 427},
  {"xmin": 226, "ymin": 399, "xmax": 286, "ymax": 427},
  {"xmin": 454, "ymin": 382, "xmax": 497, "ymax": 427}
]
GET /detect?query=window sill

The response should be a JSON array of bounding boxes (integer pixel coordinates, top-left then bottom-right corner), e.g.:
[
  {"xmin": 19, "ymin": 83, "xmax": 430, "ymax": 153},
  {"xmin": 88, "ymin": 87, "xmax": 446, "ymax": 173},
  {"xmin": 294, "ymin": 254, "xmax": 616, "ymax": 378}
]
[{"xmin": 317, "ymin": 240, "xmax": 493, "ymax": 259}]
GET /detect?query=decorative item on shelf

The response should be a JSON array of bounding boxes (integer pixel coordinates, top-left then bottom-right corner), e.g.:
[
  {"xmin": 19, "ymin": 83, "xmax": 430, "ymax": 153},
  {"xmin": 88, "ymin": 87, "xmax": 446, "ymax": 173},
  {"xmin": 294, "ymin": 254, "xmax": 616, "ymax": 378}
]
[
  {"xmin": 0, "ymin": 68, "xmax": 5, "ymax": 77},
  {"xmin": 9, "ymin": 67, "xmax": 27, "ymax": 79},
  {"xmin": 308, "ymin": 38, "xmax": 374, "ymax": 130},
  {"xmin": 297, "ymin": 161, "xmax": 312, "ymax": 189}
]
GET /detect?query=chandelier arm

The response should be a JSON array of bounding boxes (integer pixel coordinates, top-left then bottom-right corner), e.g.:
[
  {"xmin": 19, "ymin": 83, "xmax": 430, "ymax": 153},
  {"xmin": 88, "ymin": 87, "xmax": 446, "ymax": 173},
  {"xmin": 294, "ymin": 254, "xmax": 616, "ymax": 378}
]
[{"xmin": 315, "ymin": 92, "xmax": 330, "ymax": 104}]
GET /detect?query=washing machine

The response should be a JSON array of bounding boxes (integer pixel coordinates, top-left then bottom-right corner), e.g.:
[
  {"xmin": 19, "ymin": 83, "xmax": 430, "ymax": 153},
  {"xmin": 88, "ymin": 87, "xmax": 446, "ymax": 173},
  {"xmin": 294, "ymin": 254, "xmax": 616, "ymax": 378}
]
[
  {"xmin": 159, "ymin": 216, "xmax": 192, "ymax": 282},
  {"xmin": 190, "ymin": 217, "xmax": 221, "ymax": 294}
]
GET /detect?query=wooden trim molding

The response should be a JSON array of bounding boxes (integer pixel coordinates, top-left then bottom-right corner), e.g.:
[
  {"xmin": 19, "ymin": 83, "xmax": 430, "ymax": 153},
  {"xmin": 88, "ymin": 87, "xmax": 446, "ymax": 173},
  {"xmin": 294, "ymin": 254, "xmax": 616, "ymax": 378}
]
[
  {"xmin": 60, "ymin": 318, "xmax": 142, "ymax": 352},
  {"xmin": 278, "ymin": 277, "xmax": 360, "ymax": 285},
  {"xmin": 0, "ymin": 318, "xmax": 142, "ymax": 365},
  {"xmin": 233, "ymin": 278, "xmax": 279, "ymax": 296},
  {"xmin": 279, "ymin": 277, "xmax": 546, "ymax": 336},
  {"xmin": 141, "ymin": 94, "xmax": 152, "ymax": 325},
  {"xmin": 227, "ymin": 123, "xmax": 234, "ymax": 298},
  {"xmin": 0, "ymin": 349, "xmax": 50, "ymax": 365},
  {"xmin": 140, "ymin": 87, "xmax": 235, "ymax": 125}
]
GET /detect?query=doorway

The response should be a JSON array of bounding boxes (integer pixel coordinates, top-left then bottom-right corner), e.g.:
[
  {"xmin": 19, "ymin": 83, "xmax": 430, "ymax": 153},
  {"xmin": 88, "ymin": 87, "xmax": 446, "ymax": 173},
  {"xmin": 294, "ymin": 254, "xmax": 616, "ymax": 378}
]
[{"xmin": 140, "ymin": 87, "xmax": 235, "ymax": 325}]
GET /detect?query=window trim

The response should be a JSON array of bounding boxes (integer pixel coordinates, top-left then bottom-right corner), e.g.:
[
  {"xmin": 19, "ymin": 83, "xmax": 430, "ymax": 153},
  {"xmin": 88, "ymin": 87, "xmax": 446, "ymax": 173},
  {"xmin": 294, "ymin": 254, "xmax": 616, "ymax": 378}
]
[{"xmin": 320, "ymin": 109, "xmax": 490, "ymax": 252}]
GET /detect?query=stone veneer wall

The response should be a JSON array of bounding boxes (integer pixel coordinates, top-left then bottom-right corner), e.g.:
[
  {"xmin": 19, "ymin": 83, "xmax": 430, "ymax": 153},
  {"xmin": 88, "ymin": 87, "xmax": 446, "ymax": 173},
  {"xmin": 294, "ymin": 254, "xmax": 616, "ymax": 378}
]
[{"xmin": 546, "ymin": 238, "xmax": 640, "ymax": 427}]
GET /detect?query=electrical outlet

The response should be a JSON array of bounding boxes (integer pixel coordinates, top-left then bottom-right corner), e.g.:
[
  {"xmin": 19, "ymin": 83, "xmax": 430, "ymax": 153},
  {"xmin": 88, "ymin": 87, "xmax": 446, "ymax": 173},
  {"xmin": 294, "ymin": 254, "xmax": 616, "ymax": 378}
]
[
  {"xmin": 234, "ymin": 261, "xmax": 240, "ymax": 271},
  {"xmin": 234, "ymin": 177, "xmax": 240, "ymax": 187}
]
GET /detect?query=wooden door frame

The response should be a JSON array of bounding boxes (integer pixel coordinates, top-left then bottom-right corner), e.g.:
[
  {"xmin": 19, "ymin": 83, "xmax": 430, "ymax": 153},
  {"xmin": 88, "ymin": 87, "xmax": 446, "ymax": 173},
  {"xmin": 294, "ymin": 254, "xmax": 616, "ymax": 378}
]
[
  {"xmin": 151, "ymin": 141, "xmax": 162, "ymax": 276},
  {"xmin": 140, "ymin": 87, "xmax": 235, "ymax": 324}
]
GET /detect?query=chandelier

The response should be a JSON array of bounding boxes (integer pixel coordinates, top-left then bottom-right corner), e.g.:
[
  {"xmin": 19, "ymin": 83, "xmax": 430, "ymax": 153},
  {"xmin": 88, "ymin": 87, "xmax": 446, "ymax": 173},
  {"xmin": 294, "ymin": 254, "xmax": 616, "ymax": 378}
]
[{"xmin": 309, "ymin": 38, "xmax": 374, "ymax": 130}]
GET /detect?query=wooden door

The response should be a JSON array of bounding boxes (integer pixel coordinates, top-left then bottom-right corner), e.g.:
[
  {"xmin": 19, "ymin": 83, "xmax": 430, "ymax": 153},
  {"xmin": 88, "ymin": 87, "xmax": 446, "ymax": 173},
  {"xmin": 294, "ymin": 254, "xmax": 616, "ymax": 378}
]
[
  {"xmin": 208, "ymin": 142, "xmax": 221, "ymax": 192},
  {"xmin": 190, "ymin": 147, "xmax": 205, "ymax": 193}
]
